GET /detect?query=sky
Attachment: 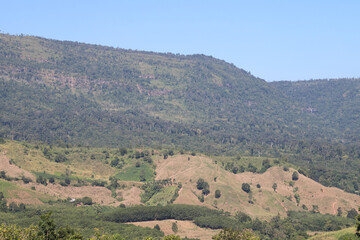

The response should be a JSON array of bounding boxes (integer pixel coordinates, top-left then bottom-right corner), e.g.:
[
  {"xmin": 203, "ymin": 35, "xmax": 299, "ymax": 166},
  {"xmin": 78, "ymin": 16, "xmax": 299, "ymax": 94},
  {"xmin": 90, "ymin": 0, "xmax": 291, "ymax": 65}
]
[{"xmin": 1, "ymin": 0, "xmax": 359, "ymax": 82}]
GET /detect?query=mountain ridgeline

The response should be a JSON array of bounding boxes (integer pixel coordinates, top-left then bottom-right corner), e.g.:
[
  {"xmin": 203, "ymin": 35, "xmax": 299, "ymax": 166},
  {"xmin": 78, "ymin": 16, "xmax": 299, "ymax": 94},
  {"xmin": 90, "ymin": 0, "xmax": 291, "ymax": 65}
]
[{"xmin": 0, "ymin": 33, "xmax": 360, "ymax": 155}]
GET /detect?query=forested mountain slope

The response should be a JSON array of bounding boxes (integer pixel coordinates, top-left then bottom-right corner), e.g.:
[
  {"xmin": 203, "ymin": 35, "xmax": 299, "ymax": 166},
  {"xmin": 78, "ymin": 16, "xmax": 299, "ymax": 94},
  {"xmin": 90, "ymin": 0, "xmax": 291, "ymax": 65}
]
[
  {"xmin": 0, "ymin": 33, "xmax": 360, "ymax": 155},
  {"xmin": 271, "ymin": 78, "xmax": 360, "ymax": 143}
]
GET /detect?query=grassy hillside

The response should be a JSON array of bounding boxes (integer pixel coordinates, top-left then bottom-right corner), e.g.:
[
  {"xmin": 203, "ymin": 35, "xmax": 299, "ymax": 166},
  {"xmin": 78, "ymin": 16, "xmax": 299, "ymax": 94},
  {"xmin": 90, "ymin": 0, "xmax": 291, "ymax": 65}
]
[
  {"xmin": 1, "ymin": 139, "xmax": 359, "ymax": 220},
  {"xmin": 308, "ymin": 227, "xmax": 357, "ymax": 240}
]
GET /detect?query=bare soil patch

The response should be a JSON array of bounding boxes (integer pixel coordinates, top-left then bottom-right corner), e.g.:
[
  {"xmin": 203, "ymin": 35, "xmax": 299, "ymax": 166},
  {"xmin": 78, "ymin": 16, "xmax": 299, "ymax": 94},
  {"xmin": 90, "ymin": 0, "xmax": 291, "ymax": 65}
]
[
  {"xmin": 19, "ymin": 182, "xmax": 118, "ymax": 205},
  {"xmin": 128, "ymin": 220, "xmax": 219, "ymax": 240},
  {"xmin": 7, "ymin": 189, "xmax": 44, "ymax": 205},
  {"xmin": 116, "ymin": 186, "xmax": 143, "ymax": 206},
  {"xmin": 0, "ymin": 151, "xmax": 35, "ymax": 181},
  {"xmin": 155, "ymin": 155, "xmax": 360, "ymax": 219}
]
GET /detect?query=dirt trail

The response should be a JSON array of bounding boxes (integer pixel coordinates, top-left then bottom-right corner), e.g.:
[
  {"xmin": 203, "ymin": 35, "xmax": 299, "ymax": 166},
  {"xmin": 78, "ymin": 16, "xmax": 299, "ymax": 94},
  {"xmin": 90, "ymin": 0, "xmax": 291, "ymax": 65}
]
[
  {"xmin": 332, "ymin": 200, "xmax": 338, "ymax": 215},
  {"xmin": 276, "ymin": 198, "xmax": 288, "ymax": 212}
]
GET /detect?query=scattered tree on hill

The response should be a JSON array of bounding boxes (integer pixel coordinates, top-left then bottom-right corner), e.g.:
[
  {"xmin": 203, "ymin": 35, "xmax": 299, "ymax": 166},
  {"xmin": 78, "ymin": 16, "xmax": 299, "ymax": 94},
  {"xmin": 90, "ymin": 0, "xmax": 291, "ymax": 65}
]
[
  {"xmin": 215, "ymin": 190, "xmax": 221, "ymax": 198},
  {"xmin": 236, "ymin": 212, "xmax": 252, "ymax": 223},
  {"xmin": 154, "ymin": 224, "xmax": 160, "ymax": 231},
  {"xmin": 54, "ymin": 153, "xmax": 67, "ymax": 163},
  {"xmin": 247, "ymin": 163, "xmax": 257, "ymax": 173},
  {"xmin": 82, "ymin": 196, "xmax": 93, "ymax": 205},
  {"xmin": 111, "ymin": 157, "xmax": 120, "ymax": 167},
  {"xmin": 36, "ymin": 176, "xmax": 47, "ymax": 186},
  {"xmin": 171, "ymin": 222, "xmax": 178, "ymax": 233},
  {"xmin": 337, "ymin": 207, "xmax": 342, "ymax": 216},
  {"xmin": 294, "ymin": 193, "xmax": 300, "ymax": 206},
  {"xmin": 347, "ymin": 208, "xmax": 358, "ymax": 219},
  {"xmin": 311, "ymin": 205, "xmax": 320, "ymax": 213},
  {"xmin": 65, "ymin": 177, "xmax": 71, "ymax": 185},
  {"xmin": 242, "ymin": 183, "xmax": 251, "ymax": 193},
  {"xmin": 292, "ymin": 171, "xmax": 299, "ymax": 181},
  {"xmin": 272, "ymin": 183, "xmax": 277, "ymax": 192}
]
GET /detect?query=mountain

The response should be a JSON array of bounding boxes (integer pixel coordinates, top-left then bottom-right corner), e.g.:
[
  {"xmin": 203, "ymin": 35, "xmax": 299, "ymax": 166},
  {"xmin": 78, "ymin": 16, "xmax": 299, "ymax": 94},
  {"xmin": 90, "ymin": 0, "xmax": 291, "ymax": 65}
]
[
  {"xmin": 271, "ymin": 78, "xmax": 360, "ymax": 143},
  {"xmin": 0, "ymin": 33, "xmax": 314, "ymax": 153}
]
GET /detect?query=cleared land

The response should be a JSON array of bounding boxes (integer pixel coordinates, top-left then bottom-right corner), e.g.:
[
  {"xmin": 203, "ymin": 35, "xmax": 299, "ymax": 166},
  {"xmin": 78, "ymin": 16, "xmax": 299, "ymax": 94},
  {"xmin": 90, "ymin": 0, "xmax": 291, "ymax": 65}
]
[{"xmin": 128, "ymin": 220, "xmax": 219, "ymax": 240}]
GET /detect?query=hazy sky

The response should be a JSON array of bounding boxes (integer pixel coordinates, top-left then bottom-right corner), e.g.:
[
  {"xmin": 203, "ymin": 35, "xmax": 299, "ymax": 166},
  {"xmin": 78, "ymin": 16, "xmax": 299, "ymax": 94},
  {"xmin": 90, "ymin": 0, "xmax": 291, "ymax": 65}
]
[{"xmin": 1, "ymin": 0, "xmax": 359, "ymax": 81}]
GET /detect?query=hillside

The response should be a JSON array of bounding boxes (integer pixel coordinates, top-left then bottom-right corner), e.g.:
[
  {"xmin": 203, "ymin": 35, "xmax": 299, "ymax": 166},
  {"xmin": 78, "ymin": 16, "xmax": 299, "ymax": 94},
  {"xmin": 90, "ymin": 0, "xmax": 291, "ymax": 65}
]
[
  {"xmin": 1, "ymin": 140, "xmax": 358, "ymax": 220},
  {"xmin": 271, "ymin": 78, "xmax": 360, "ymax": 142},
  {"xmin": 0, "ymin": 140, "xmax": 359, "ymax": 239},
  {"xmin": 1, "ymin": 33, "xmax": 354, "ymax": 154}
]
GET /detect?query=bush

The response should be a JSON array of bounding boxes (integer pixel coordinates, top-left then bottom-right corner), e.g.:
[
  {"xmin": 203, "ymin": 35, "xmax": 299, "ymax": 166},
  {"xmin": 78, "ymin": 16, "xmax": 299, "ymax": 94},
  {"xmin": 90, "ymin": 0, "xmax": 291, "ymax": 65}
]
[
  {"xmin": 272, "ymin": 183, "xmax": 277, "ymax": 192},
  {"xmin": 215, "ymin": 190, "xmax": 221, "ymax": 199},
  {"xmin": 171, "ymin": 222, "xmax": 178, "ymax": 233},
  {"xmin": 154, "ymin": 224, "xmax": 160, "ymax": 231},
  {"xmin": 54, "ymin": 153, "xmax": 68, "ymax": 163},
  {"xmin": 36, "ymin": 176, "xmax": 47, "ymax": 186},
  {"xmin": 82, "ymin": 196, "xmax": 93, "ymax": 205},
  {"xmin": 292, "ymin": 171, "xmax": 299, "ymax": 181},
  {"xmin": 242, "ymin": 183, "xmax": 251, "ymax": 193},
  {"xmin": 347, "ymin": 208, "xmax": 358, "ymax": 219},
  {"xmin": 21, "ymin": 176, "xmax": 32, "ymax": 184},
  {"xmin": 49, "ymin": 177, "xmax": 55, "ymax": 184}
]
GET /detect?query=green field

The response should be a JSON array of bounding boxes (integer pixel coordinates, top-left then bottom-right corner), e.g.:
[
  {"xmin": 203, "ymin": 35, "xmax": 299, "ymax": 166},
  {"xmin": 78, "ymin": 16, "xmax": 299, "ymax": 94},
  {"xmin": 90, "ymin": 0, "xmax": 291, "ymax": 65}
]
[{"xmin": 115, "ymin": 164, "xmax": 154, "ymax": 182}]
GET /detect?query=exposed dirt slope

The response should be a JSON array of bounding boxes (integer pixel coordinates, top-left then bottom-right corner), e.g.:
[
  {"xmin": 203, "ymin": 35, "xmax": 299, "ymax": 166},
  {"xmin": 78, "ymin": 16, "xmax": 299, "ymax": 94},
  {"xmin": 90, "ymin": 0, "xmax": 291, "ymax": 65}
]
[
  {"xmin": 155, "ymin": 155, "xmax": 360, "ymax": 219},
  {"xmin": 0, "ymin": 151, "xmax": 35, "ymax": 181}
]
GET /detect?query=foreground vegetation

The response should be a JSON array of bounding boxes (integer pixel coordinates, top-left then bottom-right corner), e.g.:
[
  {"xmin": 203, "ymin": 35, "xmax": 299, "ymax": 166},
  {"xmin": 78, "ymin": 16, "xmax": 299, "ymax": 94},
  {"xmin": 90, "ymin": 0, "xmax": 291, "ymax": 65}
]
[{"xmin": 0, "ymin": 201, "xmax": 358, "ymax": 239}]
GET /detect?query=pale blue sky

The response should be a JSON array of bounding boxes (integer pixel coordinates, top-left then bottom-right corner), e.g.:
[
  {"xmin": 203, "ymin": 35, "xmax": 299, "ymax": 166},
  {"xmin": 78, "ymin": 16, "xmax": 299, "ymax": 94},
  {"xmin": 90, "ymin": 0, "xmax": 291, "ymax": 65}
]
[{"xmin": 1, "ymin": 0, "xmax": 359, "ymax": 81}]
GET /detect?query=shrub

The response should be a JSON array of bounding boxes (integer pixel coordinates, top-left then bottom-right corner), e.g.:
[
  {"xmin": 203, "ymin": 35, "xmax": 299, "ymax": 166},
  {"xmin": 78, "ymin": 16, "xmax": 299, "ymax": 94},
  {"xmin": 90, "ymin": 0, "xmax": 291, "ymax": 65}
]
[
  {"xmin": 54, "ymin": 153, "xmax": 68, "ymax": 163},
  {"xmin": 154, "ymin": 224, "xmax": 160, "ymax": 231},
  {"xmin": 21, "ymin": 176, "xmax": 32, "ymax": 184},
  {"xmin": 292, "ymin": 171, "xmax": 299, "ymax": 181},
  {"xmin": 82, "ymin": 196, "xmax": 93, "ymax": 205},
  {"xmin": 347, "ymin": 208, "xmax": 358, "ymax": 219},
  {"xmin": 49, "ymin": 177, "xmax": 55, "ymax": 184},
  {"xmin": 36, "ymin": 176, "xmax": 47, "ymax": 186},
  {"xmin": 272, "ymin": 183, "xmax": 277, "ymax": 192},
  {"xmin": 242, "ymin": 183, "xmax": 251, "ymax": 193},
  {"xmin": 215, "ymin": 190, "xmax": 221, "ymax": 199},
  {"xmin": 171, "ymin": 222, "xmax": 178, "ymax": 233}
]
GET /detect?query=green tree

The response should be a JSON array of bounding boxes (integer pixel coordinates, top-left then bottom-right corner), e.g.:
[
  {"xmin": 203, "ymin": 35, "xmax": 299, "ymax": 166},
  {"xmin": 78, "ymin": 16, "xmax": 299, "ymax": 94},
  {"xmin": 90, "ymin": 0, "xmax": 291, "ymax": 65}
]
[
  {"xmin": 294, "ymin": 193, "xmax": 300, "ymax": 206},
  {"xmin": 54, "ymin": 153, "xmax": 67, "ymax": 163},
  {"xmin": 292, "ymin": 171, "xmax": 299, "ymax": 181},
  {"xmin": 215, "ymin": 190, "xmax": 221, "ymax": 198},
  {"xmin": 154, "ymin": 224, "xmax": 160, "ymax": 231},
  {"xmin": 242, "ymin": 183, "xmax": 251, "ymax": 193},
  {"xmin": 272, "ymin": 183, "xmax": 277, "ymax": 192},
  {"xmin": 82, "ymin": 196, "xmax": 93, "ymax": 205},
  {"xmin": 347, "ymin": 208, "xmax": 358, "ymax": 219},
  {"xmin": 38, "ymin": 212, "xmax": 57, "ymax": 240},
  {"xmin": 171, "ymin": 222, "xmax": 178, "ymax": 233}
]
